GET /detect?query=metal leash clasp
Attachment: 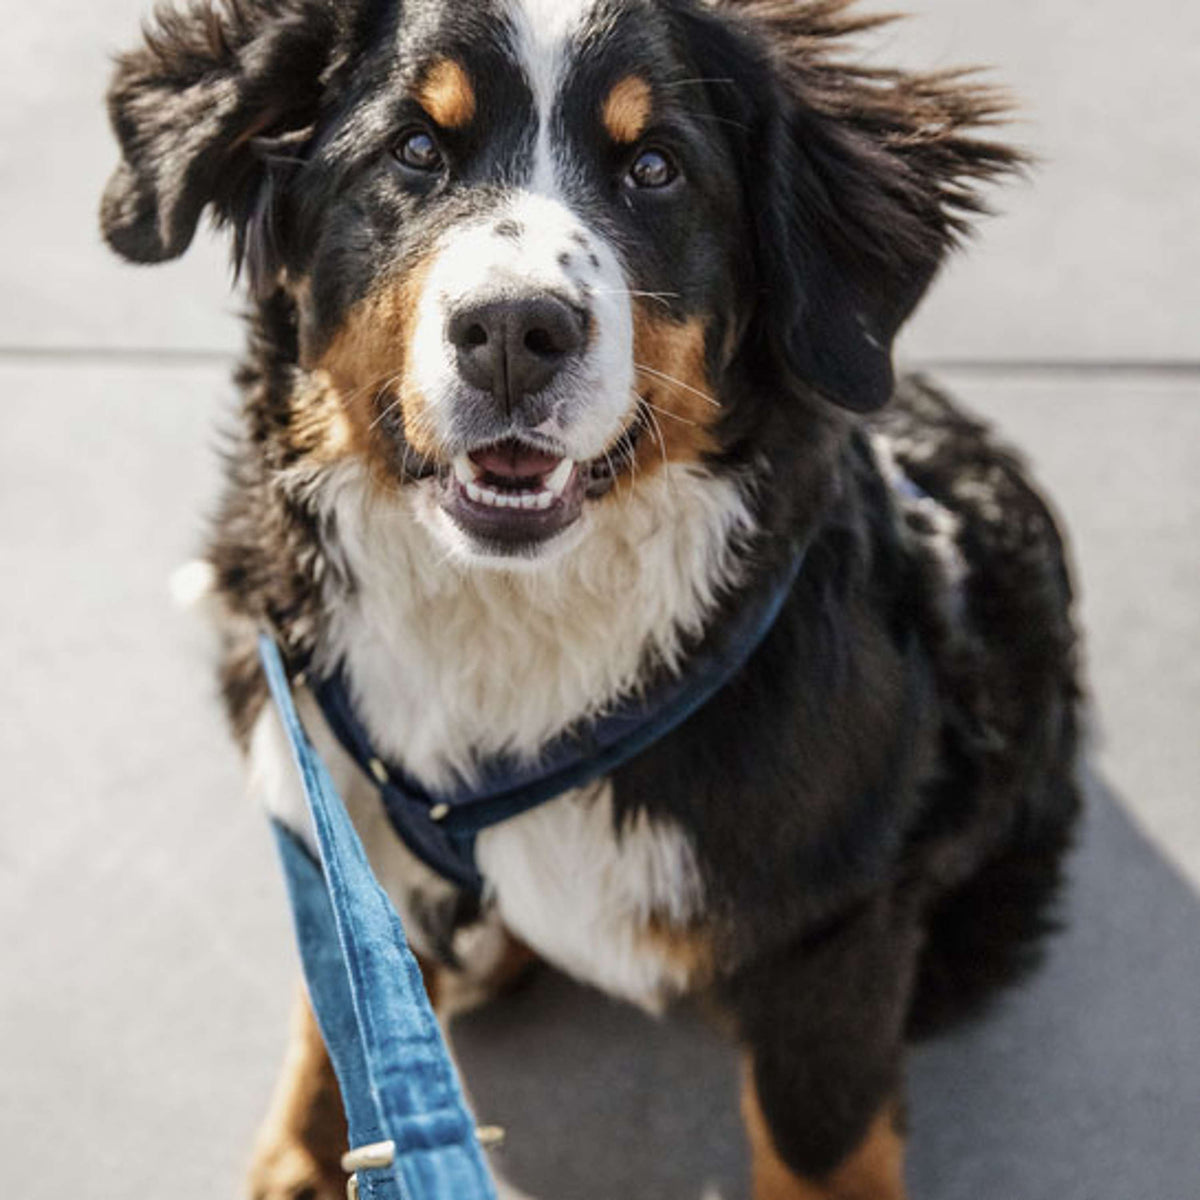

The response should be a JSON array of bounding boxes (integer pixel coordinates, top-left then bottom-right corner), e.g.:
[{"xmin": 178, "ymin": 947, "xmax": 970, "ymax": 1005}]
[
  {"xmin": 342, "ymin": 1141, "xmax": 396, "ymax": 1200},
  {"xmin": 341, "ymin": 1127, "xmax": 506, "ymax": 1197}
]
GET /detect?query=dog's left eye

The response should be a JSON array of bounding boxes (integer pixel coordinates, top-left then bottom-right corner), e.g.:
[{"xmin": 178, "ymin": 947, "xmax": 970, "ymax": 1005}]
[
  {"xmin": 392, "ymin": 129, "xmax": 444, "ymax": 173},
  {"xmin": 626, "ymin": 147, "xmax": 678, "ymax": 190}
]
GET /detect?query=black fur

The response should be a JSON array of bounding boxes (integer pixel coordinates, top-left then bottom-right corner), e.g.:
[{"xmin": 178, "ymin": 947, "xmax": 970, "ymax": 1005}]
[{"xmin": 103, "ymin": 0, "xmax": 1080, "ymax": 1187}]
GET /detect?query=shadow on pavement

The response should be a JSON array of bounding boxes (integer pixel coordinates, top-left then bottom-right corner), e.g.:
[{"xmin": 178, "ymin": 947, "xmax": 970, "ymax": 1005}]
[{"xmin": 451, "ymin": 776, "xmax": 1200, "ymax": 1199}]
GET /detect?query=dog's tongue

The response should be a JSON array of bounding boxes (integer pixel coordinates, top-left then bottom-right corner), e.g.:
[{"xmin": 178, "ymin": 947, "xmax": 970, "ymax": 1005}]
[{"xmin": 469, "ymin": 440, "xmax": 562, "ymax": 479}]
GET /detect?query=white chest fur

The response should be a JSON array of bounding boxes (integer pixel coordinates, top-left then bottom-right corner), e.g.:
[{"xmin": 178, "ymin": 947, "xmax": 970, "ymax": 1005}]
[
  {"xmin": 313, "ymin": 461, "xmax": 752, "ymax": 791},
  {"xmin": 476, "ymin": 783, "xmax": 704, "ymax": 1009},
  {"xmin": 252, "ymin": 699, "xmax": 704, "ymax": 1010},
  {"xmin": 249, "ymin": 459, "xmax": 753, "ymax": 1008}
]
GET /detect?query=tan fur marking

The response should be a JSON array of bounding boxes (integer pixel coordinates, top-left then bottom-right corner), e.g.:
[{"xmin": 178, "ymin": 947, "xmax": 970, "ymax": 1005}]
[
  {"xmin": 742, "ymin": 1064, "xmax": 907, "ymax": 1200},
  {"xmin": 247, "ymin": 987, "xmax": 348, "ymax": 1200},
  {"xmin": 287, "ymin": 369, "xmax": 356, "ymax": 463},
  {"xmin": 640, "ymin": 917, "xmax": 716, "ymax": 986},
  {"xmin": 602, "ymin": 75, "xmax": 653, "ymax": 143},
  {"xmin": 438, "ymin": 929, "xmax": 541, "ymax": 1016},
  {"xmin": 416, "ymin": 947, "xmax": 443, "ymax": 1010},
  {"xmin": 631, "ymin": 309, "xmax": 721, "ymax": 467},
  {"xmin": 479, "ymin": 930, "xmax": 539, "ymax": 991},
  {"xmin": 314, "ymin": 258, "xmax": 437, "ymax": 477},
  {"xmin": 417, "ymin": 58, "xmax": 476, "ymax": 129}
]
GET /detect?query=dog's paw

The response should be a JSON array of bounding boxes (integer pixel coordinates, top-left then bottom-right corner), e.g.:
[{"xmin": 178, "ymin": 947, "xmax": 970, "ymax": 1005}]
[
  {"xmin": 246, "ymin": 1139, "xmax": 344, "ymax": 1200},
  {"xmin": 439, "ymin": 917, "xmax": 540, "ymax": 1017},
  {"xmin": 404, "ymin": 884, "xmax": 539, "ymax": 1015},
  {"xmin": 409, "ymin": 885, "xmax": 483, "ymax": 968}
]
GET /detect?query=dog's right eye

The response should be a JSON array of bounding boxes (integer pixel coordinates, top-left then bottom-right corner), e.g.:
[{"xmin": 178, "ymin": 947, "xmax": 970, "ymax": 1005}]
[
  {"xmin": 626, "ymin": 147, "xmax": 679, "ymax": 191},
  {"xmin": 392, "ymin": 129, "xmax": 444, "ymax": 174}
]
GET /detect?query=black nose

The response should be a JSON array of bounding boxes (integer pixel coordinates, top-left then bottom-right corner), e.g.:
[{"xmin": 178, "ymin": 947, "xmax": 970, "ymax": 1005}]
[{"xmin": 447, "ymin": 295, "xmax": 587, "ymax": 412}]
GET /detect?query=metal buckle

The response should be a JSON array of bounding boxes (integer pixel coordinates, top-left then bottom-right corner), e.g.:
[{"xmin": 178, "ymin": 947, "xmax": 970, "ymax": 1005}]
[
  {"xmin": 475, "ymin": 1125, "xmax": 506, "ymax": 1149},
  {"xmin": 341, "ymin": 1127, "xmax": 505, "ymax": 1197},
  {"xmin": 343, "ymin": 1141, "xmax": 396, "ymax": 1200}
]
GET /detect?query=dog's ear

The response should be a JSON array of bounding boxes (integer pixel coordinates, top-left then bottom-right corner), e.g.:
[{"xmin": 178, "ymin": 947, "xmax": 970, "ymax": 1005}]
[
  {"xmin": 697, "ymin": 1, "xmax": 1023, "ymax": 413},
  {"xmin": 100, "ymin": 0, "xmax": 338, "ymax": 274}
]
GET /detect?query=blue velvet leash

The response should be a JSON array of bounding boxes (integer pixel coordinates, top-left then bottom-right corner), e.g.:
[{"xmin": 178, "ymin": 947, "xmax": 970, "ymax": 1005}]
[
  {"xmin": 256, "ymin": 545, "xmax": 806, "ymax": 1197},
  {"xmin": 259, "ymin": 634, "xmax": 498, "ymax": 1200}
]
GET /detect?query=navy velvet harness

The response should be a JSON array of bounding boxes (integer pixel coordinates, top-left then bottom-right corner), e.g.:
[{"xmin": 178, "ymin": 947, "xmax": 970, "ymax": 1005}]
[{"xmin": 310, "ymin": 545, "xmax": 808, "ymax": 892}]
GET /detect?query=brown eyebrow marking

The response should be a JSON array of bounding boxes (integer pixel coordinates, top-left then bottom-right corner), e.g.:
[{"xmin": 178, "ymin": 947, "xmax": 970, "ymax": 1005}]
[
  {"xmin": 602, "ymin": 75, "xmax": 653, "ymax": 144},
  {"xmin": 415, "ymin": 58, "xmax": 476, "ymax": 129}
]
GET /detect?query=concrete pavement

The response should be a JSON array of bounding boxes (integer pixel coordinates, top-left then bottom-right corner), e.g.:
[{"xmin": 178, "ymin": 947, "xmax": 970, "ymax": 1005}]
[{"xmin": 2, "ymin": 0, "xmax": 1198, "ymax": 1194}]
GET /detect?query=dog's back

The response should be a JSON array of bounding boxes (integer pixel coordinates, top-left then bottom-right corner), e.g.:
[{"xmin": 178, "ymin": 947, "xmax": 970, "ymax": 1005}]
[{"xmin": 875, "ymin": 376, "xmax": 1083, "ymax": 1035}]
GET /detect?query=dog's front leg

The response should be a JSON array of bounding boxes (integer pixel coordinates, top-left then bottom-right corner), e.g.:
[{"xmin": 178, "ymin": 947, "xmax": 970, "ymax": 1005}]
[
  {"xmin": 246, "ymin": 919, "xmax": 534, "ymax": 1200},
  {"xmin": 728, "ymin": 895, "xmax": 919, "ymax": 1200},
  {"xmin": 246, "ymin": 984, "xmax": 352, "ymax": 1200},
  {"xmin": 247, "ymin": 952, "xmax": 444, "ymax": 1200}
]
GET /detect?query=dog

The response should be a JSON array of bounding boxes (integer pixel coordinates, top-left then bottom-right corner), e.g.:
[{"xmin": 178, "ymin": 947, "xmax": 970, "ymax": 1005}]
[{"xmin": 102, "ymin": 0, "xmax": 1083, "ymax": 1196}]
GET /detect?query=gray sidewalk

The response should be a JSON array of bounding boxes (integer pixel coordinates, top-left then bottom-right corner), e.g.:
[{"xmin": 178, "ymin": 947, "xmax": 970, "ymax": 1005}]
[
  {"xmin": 2, "ymin": 0, "xmax": 1199, "ymax": 1195},
  {"xmin": 2, "ymin": 359, "xmax": 1197, "ymax": 1198}
]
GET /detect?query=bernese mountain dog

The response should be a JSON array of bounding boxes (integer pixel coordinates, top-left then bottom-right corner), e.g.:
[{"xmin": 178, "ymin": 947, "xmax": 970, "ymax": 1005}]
[{"xmin": 101, "ymin": 0, "xmax": 1083, "ymax": 1196}]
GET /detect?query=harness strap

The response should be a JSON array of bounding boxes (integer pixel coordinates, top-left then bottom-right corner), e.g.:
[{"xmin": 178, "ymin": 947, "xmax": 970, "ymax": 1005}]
[
  {"xmin": 260, "ymin": 634, "xmax": 497, "ymax": 1200},
  {"xmin": 312, "ymin": 544, "xmax": 809, "ymax": 892}
]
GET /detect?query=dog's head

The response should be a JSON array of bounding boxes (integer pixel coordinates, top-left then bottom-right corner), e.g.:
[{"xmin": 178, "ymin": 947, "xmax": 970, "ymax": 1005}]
[{"xmin": 103, "ymin": 0, "xmax": 1016, "ymax": 565}]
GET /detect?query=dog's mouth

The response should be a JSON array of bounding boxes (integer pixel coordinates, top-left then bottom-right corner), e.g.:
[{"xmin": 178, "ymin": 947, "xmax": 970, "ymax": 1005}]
[{"xmin": 437, "ymin": 422, "xmax": 642, "ymax": 550}]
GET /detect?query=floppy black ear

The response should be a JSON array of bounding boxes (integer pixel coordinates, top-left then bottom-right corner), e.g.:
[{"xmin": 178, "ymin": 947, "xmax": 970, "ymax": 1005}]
[
  {"xmin": 100, "ymin": 0, "xmax": 337, "ymax": 271},
  {"xmin": 707, "ymin": 1, "xmax": 1022, "ymax": 413}
]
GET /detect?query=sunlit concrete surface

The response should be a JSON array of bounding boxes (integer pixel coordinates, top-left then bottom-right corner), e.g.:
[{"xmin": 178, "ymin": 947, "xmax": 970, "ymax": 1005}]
[
  {"xmin": 934, "ymin": 368, "xmax": 1200, "ymax": 882},
  {"xmin": 1, "ymin": 359, "xmax": 1197, "ymax": 1199},
  {"xmin": 2, "ymin": 0, "xmax": 1198, "ymax": 1195}
]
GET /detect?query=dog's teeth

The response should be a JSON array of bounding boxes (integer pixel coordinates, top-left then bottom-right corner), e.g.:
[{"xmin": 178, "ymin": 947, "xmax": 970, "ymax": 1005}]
[
  {"xmin": 461, "ymin": 473, "xmax": 559, "ymax": 513},
  {"xmin": 545, "ymin": 458, "xmax": 575, "ymax": 496},
  {"xmin": 453, "ymin": 455, "xmax": 476, "ymax": 486}
]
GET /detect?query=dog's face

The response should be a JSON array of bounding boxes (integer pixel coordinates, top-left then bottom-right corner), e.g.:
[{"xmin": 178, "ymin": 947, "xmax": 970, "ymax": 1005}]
[
  {"xmin": 102, "ymin": 0, "xmax": 1015, "ymax": 564},
  {"xmin": 294, "ymin": 0, "xmax": 752, "ymax": 562}
]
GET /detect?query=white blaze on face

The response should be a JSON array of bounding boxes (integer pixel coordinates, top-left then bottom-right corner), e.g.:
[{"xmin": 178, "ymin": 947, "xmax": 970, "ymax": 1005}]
[
  {"xmin": 506, "ymin": 0, "xmax": 599, "ymax": 194},
  {"xmin": 406, "ymin": 0, "xmax": 635, "ymax": 469}
]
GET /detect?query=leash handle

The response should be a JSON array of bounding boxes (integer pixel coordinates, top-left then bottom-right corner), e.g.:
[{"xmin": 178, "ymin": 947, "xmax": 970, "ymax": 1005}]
[{"xmin": 259, "ymin": 634, "xmax": 498, "ymax": 1200}]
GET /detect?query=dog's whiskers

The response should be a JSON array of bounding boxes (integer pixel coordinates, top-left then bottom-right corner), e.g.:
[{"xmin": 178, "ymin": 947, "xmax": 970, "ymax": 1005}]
[
  {"xmin": 333, "ymin": 368, "xmax": 403, "ymax": 409},
  {"xmin": 678, "ymin": 110, "xmax": 751, "ymax": 133},
  {"xmin": 633, "ymin": 392, "xmax": 671, "ymax": 478},
  {"xmin": 590, "ymin": 289, "xmax": 682, "ymax": 309},
  {"xmin": 640, "ymin": 397, "xmax": 699, "ymax": 428},
  {"xmin": 367, "ymin": 375, "xmax": 411, "ymax": 431},
  {"xmin": 601, "ymin": 442, "xmax": 624, "ymax": 500},
  {"xmin": 634, "ymin": 363, "xmax": 721, "ymax": 409},
  {"xmin": 661, "ymin": 77, "xmax": 736, "ymax": 89}
]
